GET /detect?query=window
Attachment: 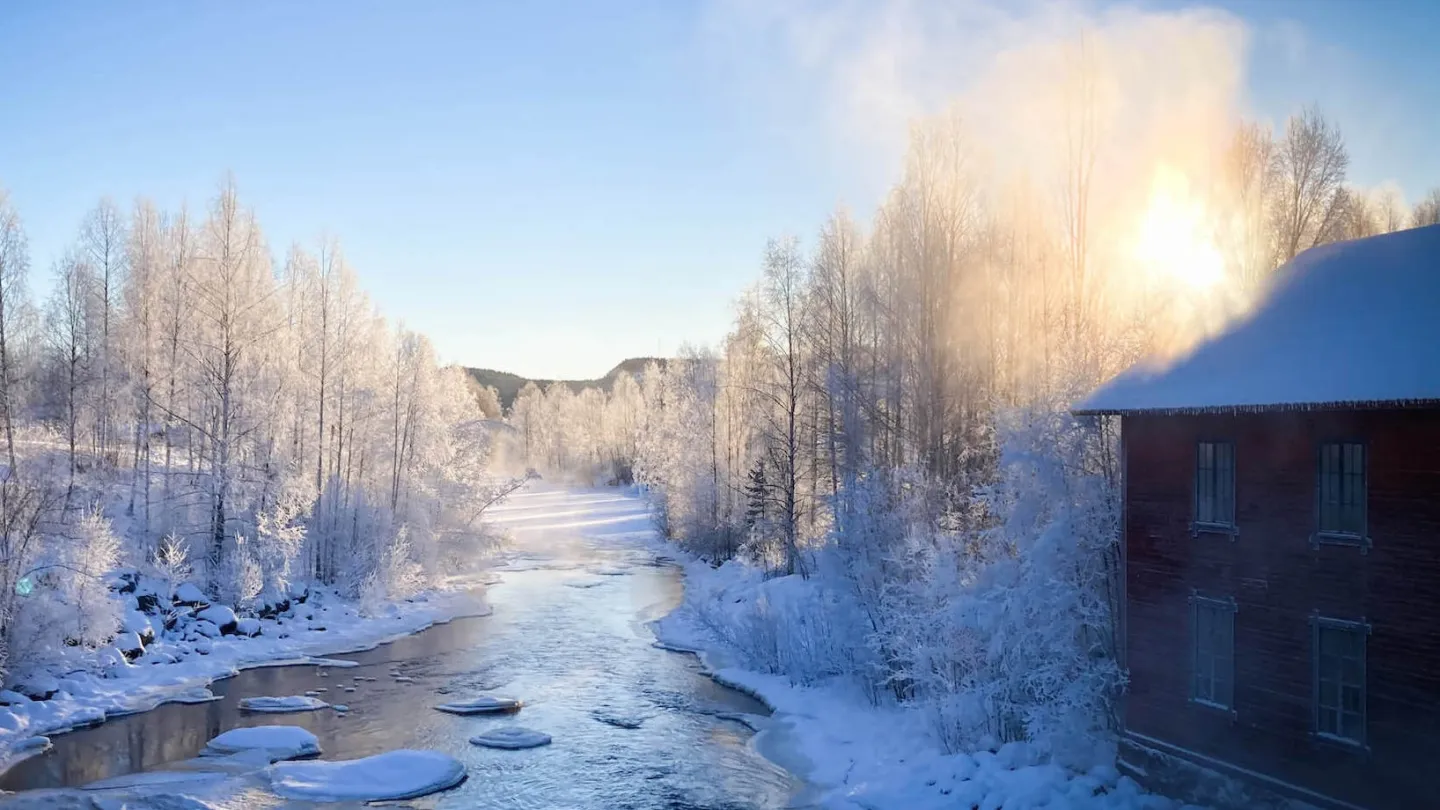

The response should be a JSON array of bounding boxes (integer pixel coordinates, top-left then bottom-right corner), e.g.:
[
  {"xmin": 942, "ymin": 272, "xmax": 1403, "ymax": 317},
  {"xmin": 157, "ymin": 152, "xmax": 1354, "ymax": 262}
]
[
  {"xmin": 1318, "ymin": 442, "xmax": 1366, "ymax": 540},
  {"xmin": 1314, "ymin": 617, "xmax": 1367, "ymax": 745},
  {"xmin": 1191, "ymin": 595, "xmax": 1236, "ymax": 710},
  {"xmin": 1195, "ymin": 441, "xmax": 1235, "ymax": 529}
]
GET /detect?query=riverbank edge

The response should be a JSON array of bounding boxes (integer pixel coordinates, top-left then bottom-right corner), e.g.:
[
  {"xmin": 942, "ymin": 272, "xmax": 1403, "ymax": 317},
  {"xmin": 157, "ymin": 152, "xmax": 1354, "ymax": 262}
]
[
  {"xmin": 646, "ymin": 553, "xmax": 882, "ymax": 808},
  {"xmin": 0, "ymin": 584, "xmax": 493, "ymax": 775},
  {"xmin": 648, "ymin": 552, "xmax": 1180, "ymax": 810}
]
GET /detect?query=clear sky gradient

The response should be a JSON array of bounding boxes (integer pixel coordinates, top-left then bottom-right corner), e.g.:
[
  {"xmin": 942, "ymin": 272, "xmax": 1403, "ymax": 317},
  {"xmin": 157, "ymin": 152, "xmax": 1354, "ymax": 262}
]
[{"xmin": 3, "ymin": 1, "xmax": 1437, "ymax": 379}]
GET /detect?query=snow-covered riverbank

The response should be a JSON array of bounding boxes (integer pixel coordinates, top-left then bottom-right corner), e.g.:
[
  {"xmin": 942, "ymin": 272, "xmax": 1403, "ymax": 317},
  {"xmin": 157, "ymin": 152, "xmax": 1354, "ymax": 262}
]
[
  {"xmin": 0, "ymin": 582, "xmax": 490, "ymax": 773},
  {"xmin": 651, "ymin": 556, "xmax": 1193, "ymax": 810}
]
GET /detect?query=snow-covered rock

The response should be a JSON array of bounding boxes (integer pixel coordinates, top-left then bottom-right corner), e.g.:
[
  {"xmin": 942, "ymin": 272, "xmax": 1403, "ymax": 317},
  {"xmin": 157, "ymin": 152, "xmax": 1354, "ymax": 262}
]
[
  {"xmin": 0, "ymin": 689, "xmax": 30, "ymax": 705},
  {"xmin": 114, "ymin": 631, "xmax": 145, "ymax": 661},
  {"xmin": 469, "ymin": 727, "xmax": 552, "ymax": 750},
  {"xmin": 239, "ymin": 695, "xmax": 330, "ymax": 714},
  {"xmin": 193, "ymin": 620, "xmax": 221, "ymax": 638},
  {"xmin": 123, "ymin": 609, "xmax": 156, "ymax": 644},
  {"xmin": 235, "ymin": 617, "xmax": 262, "ymax": 637},
  {"xmin": 95, "ymin": 646, "xmax": 129, "ymax": 671},
  {"xmin": 434, "ymin": 695, "xmax": 522, "ymax": 715},
  {"xmin": 197, "ymin": 605, "xmax": 238, "ymax": 635},
  {"xmin": 202, "ymin": 725, "xmax": 320, "ymax": 761},
  {"xmin": 173, "ymin": 582, "xmax": 208, "ymax": 606},
  {"xmin": 266, "ymin": 750, "xmax": 466, "ymax": 801},
  {"xmin": 14, "ymin": 674, "xmax": 60, "ymax": 701}
]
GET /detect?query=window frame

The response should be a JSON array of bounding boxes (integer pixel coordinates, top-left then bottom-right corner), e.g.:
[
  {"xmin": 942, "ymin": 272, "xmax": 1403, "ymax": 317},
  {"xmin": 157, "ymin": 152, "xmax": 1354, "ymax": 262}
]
[
  {"xmin": 1313, "ymin": 440, "xmax": 1369, "ymax": 551},
  {"xmin": 1191, "ymin": 440, "xmax": 1238, "ymax": 537},
  {"xmin": 1189, "ymin": 592, "xmax": 1238, "ymax": 715},
  {"xmin": 1311, "ymin": 614, "xmax": 1370, "ymax": 749}
]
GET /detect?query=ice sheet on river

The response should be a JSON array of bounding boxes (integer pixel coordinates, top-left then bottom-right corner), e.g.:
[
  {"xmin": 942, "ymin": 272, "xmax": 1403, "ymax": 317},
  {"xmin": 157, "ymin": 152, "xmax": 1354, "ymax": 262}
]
[
  {"xmin": 238, "ymin": 695, "xmax": 329, "ymax": 713},
  {"xmin": 469, "ymin": 727, "xmax": 552, "ymax": 749},
  {"xmin": 266, "ymin": 749, "xmax": 466, "ymax": 801}
]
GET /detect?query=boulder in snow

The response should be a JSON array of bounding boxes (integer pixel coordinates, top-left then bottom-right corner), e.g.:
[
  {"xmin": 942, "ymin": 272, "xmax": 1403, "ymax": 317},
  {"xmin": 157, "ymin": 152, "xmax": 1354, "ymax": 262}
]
[
  {"xmin": 469, "ymin": 727, "xmax": 552, "ymax": 750},
  {"xmin": 239, "ymin": 695, "xmax": 330, "ymax": 714},
  {"xmin": 13, "ymin": 674, "xmax": 60, "ymax": 701},
  {"xmin": 197, "ymin": 605, "xmax": 238, "ymax": 635},
  {"xmin": 202, "ymin": 725, "xmax": 320, "ymax": 761},
  {"xmin": 0, "ymin": 689, "xmax": 30, "ymax": 705},
  {"xmin": 235, "ymin": 617, "xmax": 262, "ymax": 637},
  {"xmin": 173, "ymin": 582, "xmax": 209, "ymax": 607},
  {"xmin": 113, "ymin": 632, "xmax": 145, "ymax": 661},
  {"xmin": 266, "ymin": 749, "xmax": 466, "ymax": 801},
  {"xmin": 434, "ymin": 696, "xmax": 522, "ymax": 715},
  {"xmin": 123, "ymin": 609, "xmax": 156, "ymax": 644},
  {"xmin": 136, "ymin": 592, "xmax": 163, "ymax": 614}
]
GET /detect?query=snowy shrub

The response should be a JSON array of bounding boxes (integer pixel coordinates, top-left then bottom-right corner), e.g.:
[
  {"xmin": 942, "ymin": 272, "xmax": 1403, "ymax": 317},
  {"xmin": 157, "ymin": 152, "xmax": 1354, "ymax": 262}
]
[
  {"xmin": 216, "ymin": 539, "xmax": 264, "ymax": 608},
  {"xmin": 872, "ymin": 408, "xmax": 1123, "ymax": 765},
  {"xmin": 7, "ymin": 506, "xmax": 124, "ymax": 670},
  {"xmin": 252, "ymin": 493, "xmax": 308, "ymax": 605},
  {"xmin": 359, "ymin": 525, "xmax": 427, "ymax": 615},
  {"xmin": 146, "ymin": 531, "xmax": 192, "ymax": 597}
]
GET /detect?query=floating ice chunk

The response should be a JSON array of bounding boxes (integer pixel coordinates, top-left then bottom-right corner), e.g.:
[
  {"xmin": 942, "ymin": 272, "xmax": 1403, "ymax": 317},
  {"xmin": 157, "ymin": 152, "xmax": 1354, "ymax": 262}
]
[
  {"xmin": 342, "ymin": 686, "xmax": 356, "ymax": 693},
  {"xmin": 239, "ymin": 695, "xmax": 329, "ymax": 714},
  {"xmin": 469, "ymin": 727, "xmax": 552, "ymax": 750},
  {"xmin": 267, "ymin": 750, "xmax": 466, "ymax": 801},
  {"xmin": 434, "ymin": 696, "xmax": 522, "ymax": 715},
  {"xmin": 393, "ymin": 675, "xmax": 414, "ymax": 683},
  {"xmin": 591, "ymin": 708, "xmax": 646, "ymax": 729},
  {"xmin": 202, "ymin": 725, "xmax": 320, "ymax": 761}
]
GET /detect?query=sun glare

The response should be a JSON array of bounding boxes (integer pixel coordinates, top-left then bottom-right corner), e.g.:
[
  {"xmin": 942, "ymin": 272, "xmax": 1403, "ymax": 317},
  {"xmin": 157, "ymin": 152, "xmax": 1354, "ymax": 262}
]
[{"xmin": 1133, "ymin": 166, "xmax": 1225, "ymax": 292}]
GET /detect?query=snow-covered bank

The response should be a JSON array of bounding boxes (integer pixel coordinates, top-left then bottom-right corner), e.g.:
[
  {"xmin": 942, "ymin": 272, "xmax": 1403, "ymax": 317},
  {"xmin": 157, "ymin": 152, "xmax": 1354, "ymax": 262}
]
[
  {"xmin": 652, "ymin": 558, "xmax": 1193, "ymax": 810},
  {"xmin": 0, "ymin": 583, "xmax": 489, "ymax": 766}
]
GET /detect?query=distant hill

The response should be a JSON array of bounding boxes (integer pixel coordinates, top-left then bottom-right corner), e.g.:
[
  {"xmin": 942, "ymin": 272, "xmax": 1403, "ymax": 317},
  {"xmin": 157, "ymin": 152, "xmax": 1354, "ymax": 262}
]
[{"xmin": 465, "ymin": 357, "xmax": 666, "ymax": 411}]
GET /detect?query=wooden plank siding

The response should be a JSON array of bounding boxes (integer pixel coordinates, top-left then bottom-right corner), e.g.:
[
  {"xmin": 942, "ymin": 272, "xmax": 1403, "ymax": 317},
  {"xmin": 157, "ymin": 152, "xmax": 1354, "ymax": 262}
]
[{"xmin": 1122, "ymin": 409, "xmax": 1440, "ymax": 810}]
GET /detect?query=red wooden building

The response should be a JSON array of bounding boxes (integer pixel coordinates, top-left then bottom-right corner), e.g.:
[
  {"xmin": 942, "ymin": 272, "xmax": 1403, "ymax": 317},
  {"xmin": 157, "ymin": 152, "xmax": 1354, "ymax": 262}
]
[{"xmin": 1077, "ymin": 226, "xmax": 1440, "ymax": 810}]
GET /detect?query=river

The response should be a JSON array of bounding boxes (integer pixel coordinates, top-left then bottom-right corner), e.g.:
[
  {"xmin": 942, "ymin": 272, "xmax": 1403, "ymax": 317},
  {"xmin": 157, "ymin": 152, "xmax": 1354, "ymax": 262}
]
[{"xmin": 0, "ymin": 487, "xmax": 803, "ymax": 809}]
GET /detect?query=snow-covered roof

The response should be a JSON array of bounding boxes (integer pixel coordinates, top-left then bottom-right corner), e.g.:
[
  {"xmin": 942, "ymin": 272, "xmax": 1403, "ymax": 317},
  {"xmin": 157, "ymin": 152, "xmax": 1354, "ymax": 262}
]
[{"xmin": 1078, "ymin": 225, "xmax": 1440, "ymax": 415}]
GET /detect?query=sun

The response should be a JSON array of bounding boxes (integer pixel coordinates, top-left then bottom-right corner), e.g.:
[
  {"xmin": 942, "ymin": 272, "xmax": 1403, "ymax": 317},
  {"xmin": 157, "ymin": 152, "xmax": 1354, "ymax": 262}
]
[{"xmin": 1133, "ymin": 166, "xmax": 1225, "ymax": 291}]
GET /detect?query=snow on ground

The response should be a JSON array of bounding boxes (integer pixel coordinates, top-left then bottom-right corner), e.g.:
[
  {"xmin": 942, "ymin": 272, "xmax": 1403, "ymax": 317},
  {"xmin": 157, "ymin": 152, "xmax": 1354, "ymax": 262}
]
[
  {"xmin": 201, "ymin": 725, "xmax": 321, "ymax": 761},
  {"xmin": 266, "ymin": 749, "xmax": 467, "ymax": 801},
  {"xmin": 652, "ymin": 554, "xmax": 1197, "ymax": 810},
  {"xmin": 0, "ymin": 584, "xmax": 489, "ymax": 763}
]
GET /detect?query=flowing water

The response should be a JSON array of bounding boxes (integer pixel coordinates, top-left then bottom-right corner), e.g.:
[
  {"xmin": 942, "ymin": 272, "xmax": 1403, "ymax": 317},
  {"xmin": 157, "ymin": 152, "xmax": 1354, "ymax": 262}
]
[{"xmin": 0, "ymin": 488, "xmax": 802, "ymax": 808}]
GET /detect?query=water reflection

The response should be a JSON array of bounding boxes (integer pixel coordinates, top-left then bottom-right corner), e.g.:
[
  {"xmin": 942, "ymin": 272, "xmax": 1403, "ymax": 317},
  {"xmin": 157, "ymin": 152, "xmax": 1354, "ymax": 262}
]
[{"xmin": 0, "ymin": 489, "xmax": 800, "ymax": 809}]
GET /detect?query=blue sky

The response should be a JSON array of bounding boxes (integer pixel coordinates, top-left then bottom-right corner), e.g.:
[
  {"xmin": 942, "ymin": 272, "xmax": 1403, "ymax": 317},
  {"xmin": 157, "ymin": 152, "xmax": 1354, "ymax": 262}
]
[{"xmin": 2, "ymin": 1, "xmax": 1437, "ymax": 379}]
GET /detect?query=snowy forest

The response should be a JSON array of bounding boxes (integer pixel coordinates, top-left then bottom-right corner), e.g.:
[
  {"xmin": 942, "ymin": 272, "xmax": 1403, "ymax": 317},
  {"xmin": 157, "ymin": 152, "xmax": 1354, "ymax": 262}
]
[
  {"xmin": 0, "ymin": 180, "xmax": 506, "ymax": 679},
  {"xmin": 503, "ymin": 101, "xmax": 1440, "ymax": 762}
]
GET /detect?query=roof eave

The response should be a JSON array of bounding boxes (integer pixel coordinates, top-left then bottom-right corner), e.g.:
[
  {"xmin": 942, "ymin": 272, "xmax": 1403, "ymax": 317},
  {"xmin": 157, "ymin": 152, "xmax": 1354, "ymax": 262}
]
[{"xmin": 1071, "ymin": 398, "xmax": 1440, "ymax": 417}]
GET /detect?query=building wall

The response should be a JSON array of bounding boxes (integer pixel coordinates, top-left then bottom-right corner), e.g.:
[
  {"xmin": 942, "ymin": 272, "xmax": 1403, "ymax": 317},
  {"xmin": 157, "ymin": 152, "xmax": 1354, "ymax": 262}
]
[{"xmin": 1122, "ymin": 408, "xmax": 1440, "ymax": 810}]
